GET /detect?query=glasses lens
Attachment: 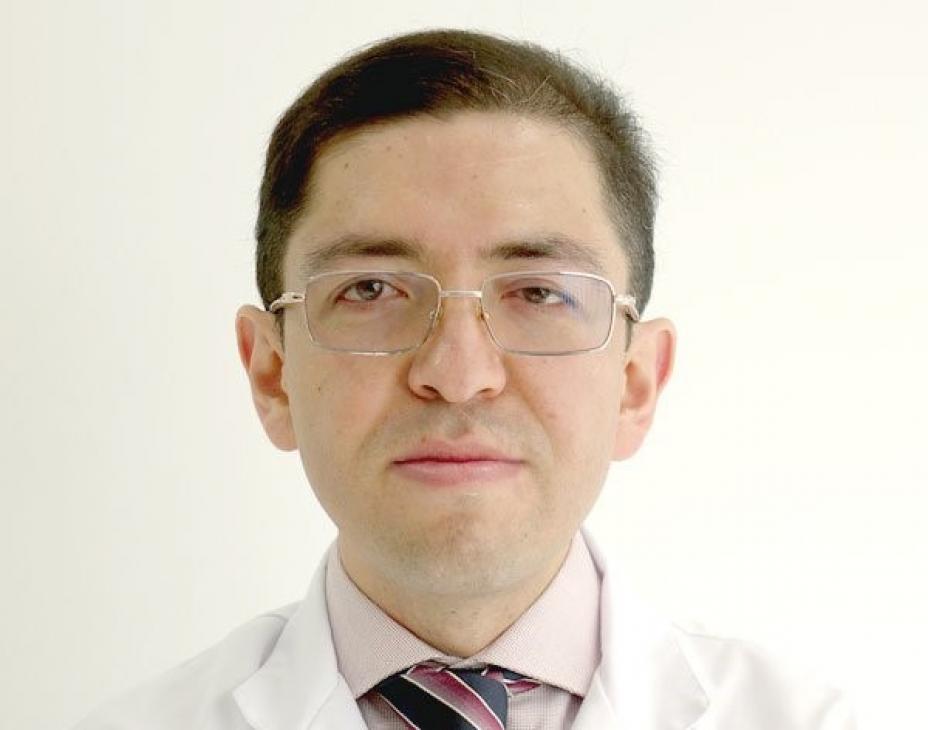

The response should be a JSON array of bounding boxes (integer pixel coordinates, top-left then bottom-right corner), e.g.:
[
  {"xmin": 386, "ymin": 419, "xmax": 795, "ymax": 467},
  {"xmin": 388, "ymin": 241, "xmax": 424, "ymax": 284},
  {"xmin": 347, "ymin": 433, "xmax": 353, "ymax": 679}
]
[
  {"xmin": 303, "ymin": 272, "xmax": 438, "ymax": 353},
  {"xmin": 483, "ymin": 272, "xmax": 614, "ymax": 354}
]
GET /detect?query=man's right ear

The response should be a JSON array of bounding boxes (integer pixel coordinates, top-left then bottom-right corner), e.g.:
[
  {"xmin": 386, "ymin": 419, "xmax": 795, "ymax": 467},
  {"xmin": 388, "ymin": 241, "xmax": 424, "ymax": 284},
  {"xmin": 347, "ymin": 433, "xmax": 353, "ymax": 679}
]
[{"xmin": 235, "ymin": 305, "xmax": 297, "ymax": 451}]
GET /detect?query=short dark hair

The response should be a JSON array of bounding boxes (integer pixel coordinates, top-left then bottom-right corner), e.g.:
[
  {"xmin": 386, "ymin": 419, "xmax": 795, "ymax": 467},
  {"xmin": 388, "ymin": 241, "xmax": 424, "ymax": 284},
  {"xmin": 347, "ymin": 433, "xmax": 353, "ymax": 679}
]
[{"xmin": 255, "ymin": 29, "xmax": 657, "ymax": 338}]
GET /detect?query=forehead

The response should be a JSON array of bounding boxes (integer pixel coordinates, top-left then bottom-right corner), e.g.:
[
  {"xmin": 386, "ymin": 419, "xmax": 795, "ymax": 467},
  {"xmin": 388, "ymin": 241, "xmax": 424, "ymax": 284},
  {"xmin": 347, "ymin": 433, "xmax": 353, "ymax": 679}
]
[{"xmin": 284, "ymin": 112, "xmax": 627, "ymax": 284}]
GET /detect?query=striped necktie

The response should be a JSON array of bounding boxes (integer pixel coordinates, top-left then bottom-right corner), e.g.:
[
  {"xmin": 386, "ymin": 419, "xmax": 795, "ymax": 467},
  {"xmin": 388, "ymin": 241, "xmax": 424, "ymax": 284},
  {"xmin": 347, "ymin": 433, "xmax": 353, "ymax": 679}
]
[{"xmin": 373, "ymin": 660, "xmax": 540, "ymax": 729}]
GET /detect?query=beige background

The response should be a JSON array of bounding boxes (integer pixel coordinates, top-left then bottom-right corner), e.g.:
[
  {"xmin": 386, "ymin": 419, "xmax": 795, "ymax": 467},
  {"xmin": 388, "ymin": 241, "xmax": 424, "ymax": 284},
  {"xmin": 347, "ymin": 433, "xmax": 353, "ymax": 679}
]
[{"xmin": 2, "ymin": 1, "xmax": 925, "ymax": 727}]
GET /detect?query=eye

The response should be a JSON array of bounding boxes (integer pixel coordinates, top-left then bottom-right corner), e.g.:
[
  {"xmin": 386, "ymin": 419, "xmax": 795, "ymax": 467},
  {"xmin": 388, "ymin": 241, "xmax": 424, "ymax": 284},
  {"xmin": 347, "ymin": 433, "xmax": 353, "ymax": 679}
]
[
  {"xmin": 337, "ymin": 278, "xmax": 402, "ymax": 303},
  {"xmin": 516, "ymin": 286, "xmax": 571, "ymax": 306},
  {"xmin": 504, "ymin": 282, "xmax": 578, "ymax": 309}
]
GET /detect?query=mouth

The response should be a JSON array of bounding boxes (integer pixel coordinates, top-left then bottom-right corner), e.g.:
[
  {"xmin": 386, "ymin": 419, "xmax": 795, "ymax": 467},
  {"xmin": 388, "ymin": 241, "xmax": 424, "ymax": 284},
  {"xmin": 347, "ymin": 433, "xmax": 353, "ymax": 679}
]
[{"xmin": 392, "ymin": 441, "xmax": 523, "ymax": 487}]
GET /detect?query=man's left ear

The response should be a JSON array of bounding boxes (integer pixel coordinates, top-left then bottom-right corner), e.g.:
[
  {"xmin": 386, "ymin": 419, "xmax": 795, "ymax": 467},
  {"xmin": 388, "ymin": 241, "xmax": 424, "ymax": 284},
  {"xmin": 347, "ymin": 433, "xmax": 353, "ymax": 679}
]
[{"xmin": 612, "ymin": 317, "xmax": 676, "ymax": 461}]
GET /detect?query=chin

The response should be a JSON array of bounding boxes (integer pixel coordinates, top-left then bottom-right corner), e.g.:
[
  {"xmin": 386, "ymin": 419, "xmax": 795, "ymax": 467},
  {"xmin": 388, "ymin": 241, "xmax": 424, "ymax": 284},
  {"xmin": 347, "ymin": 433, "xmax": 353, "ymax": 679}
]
[{"xmin": 379, "ymin": 523, "xmax": 540, "ymax": 596}]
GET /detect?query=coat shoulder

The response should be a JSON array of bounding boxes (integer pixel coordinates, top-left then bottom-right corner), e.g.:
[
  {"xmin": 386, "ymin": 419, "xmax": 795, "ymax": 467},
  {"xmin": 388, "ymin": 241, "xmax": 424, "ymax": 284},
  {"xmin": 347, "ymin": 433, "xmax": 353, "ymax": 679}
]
[
  {"xmin": 71, "ymin": 603, "xmax": 300, "ymax": 730},
  {"xmin": 671, "ymin": 624, "xmax": 856, "ymax": 729}
]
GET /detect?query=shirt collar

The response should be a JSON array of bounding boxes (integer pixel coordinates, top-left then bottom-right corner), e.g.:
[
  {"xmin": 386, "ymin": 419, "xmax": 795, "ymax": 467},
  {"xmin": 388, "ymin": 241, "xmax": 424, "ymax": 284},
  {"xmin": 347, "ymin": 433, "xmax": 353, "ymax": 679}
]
[{"xmin": 326, "ymin": 530, "xmax": 601, "ymax": 699}]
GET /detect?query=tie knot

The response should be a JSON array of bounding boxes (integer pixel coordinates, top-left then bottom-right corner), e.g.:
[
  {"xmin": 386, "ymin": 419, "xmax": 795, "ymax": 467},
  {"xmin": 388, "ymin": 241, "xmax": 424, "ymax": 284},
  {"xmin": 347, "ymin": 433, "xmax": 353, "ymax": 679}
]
[
  {"xmin": 478, "ymin": 665, "xmax": 542, "ymax": 697},
  {"xmin": 373, "ymin": 661, "xmax": 540, "ymax": 729}
]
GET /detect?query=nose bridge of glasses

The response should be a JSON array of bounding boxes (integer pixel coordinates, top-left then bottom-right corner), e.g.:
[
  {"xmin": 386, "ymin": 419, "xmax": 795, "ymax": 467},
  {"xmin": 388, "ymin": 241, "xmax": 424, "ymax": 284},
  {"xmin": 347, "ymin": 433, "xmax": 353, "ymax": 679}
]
[
  {"xmin": 437, "ymin": 288, "xmax": 485, "ymax": 313},
  {"xmin": 431, "ymin": 288, "xmax": 489, "ymax": 328},
  {"xmin": 439, "ymin": 288, "xmax": 484, "ymax": 300}
]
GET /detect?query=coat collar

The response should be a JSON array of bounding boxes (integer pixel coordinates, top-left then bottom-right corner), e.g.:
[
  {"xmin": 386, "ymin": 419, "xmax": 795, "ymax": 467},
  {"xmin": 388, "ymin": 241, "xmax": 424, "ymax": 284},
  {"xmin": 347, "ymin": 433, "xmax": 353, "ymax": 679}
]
[
  {"xmin": 234, "ymin": 526, "xmax": 709, "ymax": 730},
  {"xmin": 232, "ymin": 550, "xmax": 366, "ymax": 730},
  {"xmin": 578, "ymin": 526, "xmax": 709, "ymax": 729}
]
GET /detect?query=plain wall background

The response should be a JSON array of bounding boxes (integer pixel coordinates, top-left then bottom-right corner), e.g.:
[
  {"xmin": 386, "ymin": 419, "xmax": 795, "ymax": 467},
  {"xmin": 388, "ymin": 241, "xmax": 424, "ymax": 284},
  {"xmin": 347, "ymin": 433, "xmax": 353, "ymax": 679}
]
[{"xmin": 2, "ymin": 1, "xmax": 925, "ymax": 727}]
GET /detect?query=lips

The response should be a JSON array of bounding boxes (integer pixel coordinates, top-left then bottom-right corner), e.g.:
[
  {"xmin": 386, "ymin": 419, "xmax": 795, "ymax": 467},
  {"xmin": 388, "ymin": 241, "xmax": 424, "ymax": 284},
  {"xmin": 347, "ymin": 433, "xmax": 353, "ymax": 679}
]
[{"xmin": 392, "ymin": 440, "xmax": 523, "ymax": 486}]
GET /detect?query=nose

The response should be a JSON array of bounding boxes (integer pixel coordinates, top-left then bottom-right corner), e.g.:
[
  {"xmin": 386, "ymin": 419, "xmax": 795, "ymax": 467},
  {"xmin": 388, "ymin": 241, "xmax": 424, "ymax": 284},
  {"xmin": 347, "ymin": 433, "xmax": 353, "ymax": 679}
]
[{"xmin": 406, "ymin": 295, "xmax": 507, "ymax": 403}]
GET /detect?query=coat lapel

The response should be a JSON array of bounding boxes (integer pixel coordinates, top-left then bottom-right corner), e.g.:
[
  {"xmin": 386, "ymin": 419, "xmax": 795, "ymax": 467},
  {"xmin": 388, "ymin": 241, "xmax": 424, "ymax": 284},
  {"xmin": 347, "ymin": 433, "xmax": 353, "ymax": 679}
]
[
  {"xmin": 233, "ymin": 545, "xmax": 367, "ymax": 730},
  {"xmin": 570, "ymin": 669, "xmax": 621, "ymax": 729},
  {"xmin": 581, "ymin": 526, "xmax": 709, "ymax": 730}
]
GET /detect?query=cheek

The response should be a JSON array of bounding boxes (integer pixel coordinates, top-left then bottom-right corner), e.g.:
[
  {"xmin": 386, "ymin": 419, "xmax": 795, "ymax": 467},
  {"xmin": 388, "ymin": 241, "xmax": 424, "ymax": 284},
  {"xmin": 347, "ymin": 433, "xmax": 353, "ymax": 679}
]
[
  {"xmin": 287, "ymin": 363, "xmax": 390, "ymax": 520},
  {"xmin": 288, "ymin": 358, "xmax": 397, "ymax": 458},
  {"xmin": 525, "ymin": 359, "xmax": 623, "ymax": 459}
]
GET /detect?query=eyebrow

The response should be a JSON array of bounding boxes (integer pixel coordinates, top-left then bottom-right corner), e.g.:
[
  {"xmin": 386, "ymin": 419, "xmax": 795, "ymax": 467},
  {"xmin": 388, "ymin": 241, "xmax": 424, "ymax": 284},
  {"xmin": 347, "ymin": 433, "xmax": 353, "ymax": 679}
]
[
  {"xmin": 297, "ymin": 233, "xmax": 611, "ymax": 279},
  {"xmin": 483, "ymin": 235, "xmax": 610, "ymax": 276},
  {"xmin": 298, "ymin": 236, "xmax": 427, "ymax": 279}
]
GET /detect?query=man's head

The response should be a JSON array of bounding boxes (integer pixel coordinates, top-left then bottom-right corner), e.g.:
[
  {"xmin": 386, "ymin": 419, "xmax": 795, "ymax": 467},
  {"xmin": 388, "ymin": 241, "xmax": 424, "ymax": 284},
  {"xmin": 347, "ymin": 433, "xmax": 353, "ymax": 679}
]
[{"xmin": 236, "ymin": 30, "xmax": 674, "ymax": 610}]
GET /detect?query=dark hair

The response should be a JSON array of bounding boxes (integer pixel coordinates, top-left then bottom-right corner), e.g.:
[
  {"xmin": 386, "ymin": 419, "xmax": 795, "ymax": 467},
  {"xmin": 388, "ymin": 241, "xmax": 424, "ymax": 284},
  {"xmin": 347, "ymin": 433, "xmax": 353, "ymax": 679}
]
[{"xmin": 255, "ymin": 29, "xmax": 657, "ymax": 338}]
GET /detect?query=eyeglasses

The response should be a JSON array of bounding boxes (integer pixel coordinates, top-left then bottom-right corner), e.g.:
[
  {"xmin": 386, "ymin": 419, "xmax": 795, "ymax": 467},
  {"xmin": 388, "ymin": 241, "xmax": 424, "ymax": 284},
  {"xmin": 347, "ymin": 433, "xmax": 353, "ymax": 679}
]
[{"xmin": 268, "ymin": 270, "xmax": 639, "ymax": 356}]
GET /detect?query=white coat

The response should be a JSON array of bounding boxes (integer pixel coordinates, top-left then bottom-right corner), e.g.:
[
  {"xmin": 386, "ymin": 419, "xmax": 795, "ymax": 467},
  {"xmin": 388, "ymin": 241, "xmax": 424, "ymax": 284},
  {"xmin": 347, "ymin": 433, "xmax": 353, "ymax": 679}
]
[{"xmin": 73, "ymin": 527, "xmax": 855, "ymax": 729}]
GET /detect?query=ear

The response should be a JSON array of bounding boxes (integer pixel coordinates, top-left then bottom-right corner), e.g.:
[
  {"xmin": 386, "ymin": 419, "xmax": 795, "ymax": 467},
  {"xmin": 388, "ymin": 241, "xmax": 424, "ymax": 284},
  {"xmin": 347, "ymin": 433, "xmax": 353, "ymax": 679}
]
[
  {"xmin": 612, "ymin": 317, "xmax": 676, "ymax": 461},
  {"xmin": 235, "ymin": 305, "xmax": 297, "ymax": 451}
]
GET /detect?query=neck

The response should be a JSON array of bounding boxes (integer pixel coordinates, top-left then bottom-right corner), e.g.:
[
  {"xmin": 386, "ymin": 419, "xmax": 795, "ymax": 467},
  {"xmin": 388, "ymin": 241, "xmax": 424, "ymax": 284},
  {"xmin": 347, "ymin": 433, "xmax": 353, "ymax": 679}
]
[{"xmin": 338, "ymin": 539, "xmax": 572, "ymax": 657}]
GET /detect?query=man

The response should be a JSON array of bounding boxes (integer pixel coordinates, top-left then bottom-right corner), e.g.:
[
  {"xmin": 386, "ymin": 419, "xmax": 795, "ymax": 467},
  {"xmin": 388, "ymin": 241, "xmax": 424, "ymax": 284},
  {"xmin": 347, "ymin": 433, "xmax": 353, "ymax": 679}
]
[{"xmin": 74, "ymin": 29, "xmax": 853, "ymax": 729}]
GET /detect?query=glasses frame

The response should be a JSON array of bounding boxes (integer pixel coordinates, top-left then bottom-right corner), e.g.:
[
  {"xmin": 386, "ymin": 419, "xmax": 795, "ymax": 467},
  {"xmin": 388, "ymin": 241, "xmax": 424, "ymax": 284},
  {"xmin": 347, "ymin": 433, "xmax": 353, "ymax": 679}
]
[{"xmin": 268, "ymin": 269, "xmax": 640, "ymax": 357}]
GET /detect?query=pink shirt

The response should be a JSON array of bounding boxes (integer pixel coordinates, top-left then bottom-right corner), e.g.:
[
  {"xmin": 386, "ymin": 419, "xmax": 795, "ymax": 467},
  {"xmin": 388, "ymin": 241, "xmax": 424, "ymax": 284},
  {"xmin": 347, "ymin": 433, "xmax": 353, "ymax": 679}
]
[{"xmin": 325, "ymin": 530, "xmax": 602, "ymax": 730}]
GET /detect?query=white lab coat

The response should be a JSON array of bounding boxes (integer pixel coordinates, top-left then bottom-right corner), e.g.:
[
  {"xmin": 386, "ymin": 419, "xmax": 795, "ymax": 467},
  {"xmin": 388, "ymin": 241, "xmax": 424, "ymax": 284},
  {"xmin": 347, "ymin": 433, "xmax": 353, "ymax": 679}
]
[{"xmin": 73, "ymin": 526, "xmax": 855, "ymax": 729}]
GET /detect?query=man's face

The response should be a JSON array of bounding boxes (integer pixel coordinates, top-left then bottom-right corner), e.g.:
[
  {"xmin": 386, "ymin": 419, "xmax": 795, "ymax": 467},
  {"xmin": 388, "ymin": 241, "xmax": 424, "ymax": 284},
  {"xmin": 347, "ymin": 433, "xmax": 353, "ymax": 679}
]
[{"xmin": 263, "ymin": 112, "xmax": 657, "ymax": 598}]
